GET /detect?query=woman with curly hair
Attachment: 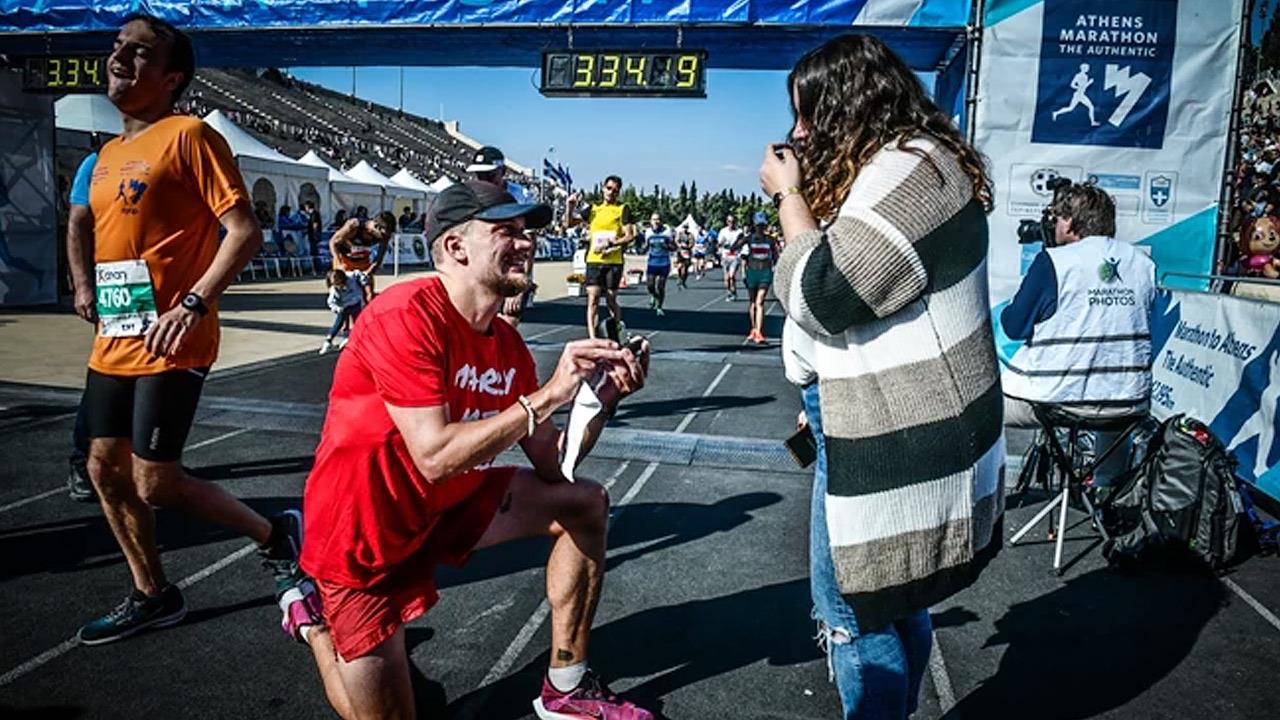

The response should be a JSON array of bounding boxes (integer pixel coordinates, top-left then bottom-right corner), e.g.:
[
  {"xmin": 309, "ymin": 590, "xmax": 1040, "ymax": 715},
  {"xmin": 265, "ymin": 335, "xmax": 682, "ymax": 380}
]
[{"xmin": 760, "ymin": 34, "xmax": 1004, "ymax": 718}]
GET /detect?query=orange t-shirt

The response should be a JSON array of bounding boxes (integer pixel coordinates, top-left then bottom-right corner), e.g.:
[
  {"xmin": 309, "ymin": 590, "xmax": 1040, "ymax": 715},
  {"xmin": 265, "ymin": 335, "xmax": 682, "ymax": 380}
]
[{"xmin": 88, "ymin": 115, "xmax": 249, "ymax": 376}]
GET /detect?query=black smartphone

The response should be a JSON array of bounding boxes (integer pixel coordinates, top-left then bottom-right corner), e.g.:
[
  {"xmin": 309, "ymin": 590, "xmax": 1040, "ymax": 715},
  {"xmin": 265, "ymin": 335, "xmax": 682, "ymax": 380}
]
[{"xmin": 784, "ymin": 424, "xmax": 817, "ymax": 469}]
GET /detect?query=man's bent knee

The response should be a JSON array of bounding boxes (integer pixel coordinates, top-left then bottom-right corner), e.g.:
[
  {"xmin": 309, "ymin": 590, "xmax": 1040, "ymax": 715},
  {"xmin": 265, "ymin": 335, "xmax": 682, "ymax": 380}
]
[
  {"xmin": 133, "ymin": 458, "xmax": 185, "ymax": 507},
  {"xmin": 554, "ymin": 479, "xmax": 609, "ymax": 535}
]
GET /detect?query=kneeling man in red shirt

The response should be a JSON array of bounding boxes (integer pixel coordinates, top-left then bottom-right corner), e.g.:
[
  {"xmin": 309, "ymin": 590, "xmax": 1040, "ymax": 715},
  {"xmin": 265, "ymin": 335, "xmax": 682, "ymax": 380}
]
[{"xmin": 300, "ymin": 181, "xmax": 653, "ymax": 720}]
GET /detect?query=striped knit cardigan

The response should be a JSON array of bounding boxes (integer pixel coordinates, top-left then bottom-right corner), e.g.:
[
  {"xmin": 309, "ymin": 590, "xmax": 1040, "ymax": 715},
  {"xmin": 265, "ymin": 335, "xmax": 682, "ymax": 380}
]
[{"xmin": 777, "ymin": 136, "xmax": 1004, "ymax": 632}]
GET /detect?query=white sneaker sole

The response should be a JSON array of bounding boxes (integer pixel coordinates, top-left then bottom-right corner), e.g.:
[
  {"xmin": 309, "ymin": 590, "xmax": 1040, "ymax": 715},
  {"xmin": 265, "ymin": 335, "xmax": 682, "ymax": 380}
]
[{"xmin": 531, "ymin": 697, "xmax": 593, "ymax": 720}]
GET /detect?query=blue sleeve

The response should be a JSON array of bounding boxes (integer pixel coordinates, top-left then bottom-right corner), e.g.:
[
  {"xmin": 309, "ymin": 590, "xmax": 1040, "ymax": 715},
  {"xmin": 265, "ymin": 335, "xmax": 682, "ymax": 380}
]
[
  {"xmin": 1000, "ymin": 251, "xmax": 1058, "ymax": 341},
  {"xmin": 69, "ymin": 152, "xmax": 97, "ymax": 207}
]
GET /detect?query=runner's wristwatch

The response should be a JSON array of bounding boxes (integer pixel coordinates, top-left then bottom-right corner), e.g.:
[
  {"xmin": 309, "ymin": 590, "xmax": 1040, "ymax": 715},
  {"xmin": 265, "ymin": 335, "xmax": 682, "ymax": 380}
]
[{"xmin": 181, "ymin": 292, "xmax": 209, "ymax": 316}]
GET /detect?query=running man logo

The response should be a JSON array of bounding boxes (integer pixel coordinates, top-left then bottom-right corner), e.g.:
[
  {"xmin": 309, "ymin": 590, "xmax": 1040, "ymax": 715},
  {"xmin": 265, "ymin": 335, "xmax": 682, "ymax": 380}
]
[
  {"xmin": 1031, "ymin": 0, "xmax": 1175, "ymax": 149},
  {"xmin": 1098, "ymin": 257, "xmax": 1123, "ymax": 284},
  {"xmin": 114, "ymin": 178, "xmax": 148, "ymax": 215}
]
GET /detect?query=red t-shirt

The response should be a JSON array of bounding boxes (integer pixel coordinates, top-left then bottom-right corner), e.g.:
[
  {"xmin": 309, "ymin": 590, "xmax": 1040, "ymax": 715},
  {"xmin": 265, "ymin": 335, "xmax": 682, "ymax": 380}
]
[{"xmin": 301, "ymin": 276, "xmax": 539, "ymax": 589}]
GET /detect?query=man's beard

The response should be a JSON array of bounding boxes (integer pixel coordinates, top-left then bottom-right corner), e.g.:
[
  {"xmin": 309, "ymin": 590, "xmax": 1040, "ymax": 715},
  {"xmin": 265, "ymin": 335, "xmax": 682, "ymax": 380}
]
[{"xmin": 495, "ymin": 276, "xmax": 531, "ymax": 298}]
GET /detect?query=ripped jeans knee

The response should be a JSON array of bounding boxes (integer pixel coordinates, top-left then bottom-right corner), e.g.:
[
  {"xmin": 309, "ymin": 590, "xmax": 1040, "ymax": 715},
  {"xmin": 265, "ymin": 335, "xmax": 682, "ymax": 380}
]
[{"xmin": 812, "ymin": 607, "xmax": 855, "ymax": 682}]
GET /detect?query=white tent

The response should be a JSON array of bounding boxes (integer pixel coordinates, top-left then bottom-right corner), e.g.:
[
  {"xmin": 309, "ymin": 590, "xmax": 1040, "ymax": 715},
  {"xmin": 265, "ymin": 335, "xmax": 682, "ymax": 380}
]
[
  {"xmin": 54, "ymin": 94, "xmax": 123, "ymax": 135},
  {"xmin": 345, "ymin": 160, "xmax": 426, "ymax": 215},
  {"xmin": 390, "ymin": 168, "xmax": 436, "ymax": 197},
  {"xmin": 297, "ymin": 150, "xmax": 384, "ymax": 220},
  {"xmin": 202, "ymin": 110, "xmax": 327, "ymax": 217},
  {"xmin": 429, "ymin": 176, "xmax": 456, "ymax": 193},
  {"xmin": 676, "ymin": 214, "xmax": 703, "ymax": 237}
]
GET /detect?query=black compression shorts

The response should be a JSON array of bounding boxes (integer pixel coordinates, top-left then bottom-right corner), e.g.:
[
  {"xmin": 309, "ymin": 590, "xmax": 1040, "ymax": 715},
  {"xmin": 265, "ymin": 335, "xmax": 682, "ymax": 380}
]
[
  {"xmin": 585, "ymin": 263, "xmax": 623, "ymax": 290},
  {"xmin": 84, "ymin": 366, "xmax": 209, "ymax": 462}
]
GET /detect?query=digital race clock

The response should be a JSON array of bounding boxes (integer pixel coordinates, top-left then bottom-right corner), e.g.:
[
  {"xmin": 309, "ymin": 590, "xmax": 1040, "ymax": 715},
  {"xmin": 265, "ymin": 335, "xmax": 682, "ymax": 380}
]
[
  {"xmin": 22, "ymin": 56, "xmax": 109, "ymax": 93},
  {"xmin": 540, "ymin": 50, "xmax": 707, "ymax": 98}
]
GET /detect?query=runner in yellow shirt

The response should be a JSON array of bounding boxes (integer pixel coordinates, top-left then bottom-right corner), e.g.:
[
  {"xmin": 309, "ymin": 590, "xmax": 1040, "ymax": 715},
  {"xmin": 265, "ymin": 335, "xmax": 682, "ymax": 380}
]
[{"xmin": 565, "ymin": 175, "xmax": 634, "ymax": 340}]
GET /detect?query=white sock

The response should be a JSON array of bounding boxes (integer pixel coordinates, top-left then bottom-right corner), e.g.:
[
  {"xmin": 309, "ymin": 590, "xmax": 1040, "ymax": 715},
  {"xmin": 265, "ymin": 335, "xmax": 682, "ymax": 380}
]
[{"xmin": 547, "ymin": 661, "xmax": 587, "ymax": 693}]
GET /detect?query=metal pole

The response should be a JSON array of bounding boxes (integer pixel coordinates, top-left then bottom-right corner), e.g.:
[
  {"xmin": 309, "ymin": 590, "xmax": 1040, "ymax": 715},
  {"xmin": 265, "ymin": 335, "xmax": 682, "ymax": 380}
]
[
  {"xmin": 398, "ymin": 66, "xmax": 404, "ymax": 114},
  {"xmin": 393, "ymin": 234, "xmax": 401, "ymax": 277},
  {"xmin": 964, "ymin": 0, "xmax": 985, "ymax": 146}
]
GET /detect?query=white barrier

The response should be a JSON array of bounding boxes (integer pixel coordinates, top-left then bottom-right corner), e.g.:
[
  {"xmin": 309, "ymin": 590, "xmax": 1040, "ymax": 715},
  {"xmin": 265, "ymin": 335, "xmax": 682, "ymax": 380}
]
[{"xmin": 1150, "ymin": 288, "xmax": 1280, "ymax": 501}]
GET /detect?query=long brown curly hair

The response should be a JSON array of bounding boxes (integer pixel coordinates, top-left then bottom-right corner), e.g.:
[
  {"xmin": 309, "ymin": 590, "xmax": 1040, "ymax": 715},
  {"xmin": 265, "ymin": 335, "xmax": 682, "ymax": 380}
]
[{"xmin": 788, "ymin": 34, "xmax": 993, "ymax": 223}]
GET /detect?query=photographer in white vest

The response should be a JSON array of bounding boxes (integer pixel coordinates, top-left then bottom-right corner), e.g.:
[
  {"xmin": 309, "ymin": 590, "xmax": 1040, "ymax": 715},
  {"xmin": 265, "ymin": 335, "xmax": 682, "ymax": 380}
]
[{"xmin": 1001, "ymin": 182, "xmax": 1156, "ymax": 486}]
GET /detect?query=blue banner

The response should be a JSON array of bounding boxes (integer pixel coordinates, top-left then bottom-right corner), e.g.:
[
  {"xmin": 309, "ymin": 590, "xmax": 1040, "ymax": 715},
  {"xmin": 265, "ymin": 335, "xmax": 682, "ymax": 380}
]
[
  {"xmin": 0, "ymin": 0, "xmax": 968, "ymax": 31},
  {"xmin": 1030, "ymin": 0, "xmax": 1176, "ymax": 149}
]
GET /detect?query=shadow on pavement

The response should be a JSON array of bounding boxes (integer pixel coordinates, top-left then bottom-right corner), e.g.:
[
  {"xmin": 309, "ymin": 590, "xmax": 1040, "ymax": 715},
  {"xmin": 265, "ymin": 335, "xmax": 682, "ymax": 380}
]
[
  {"xmin": 0, "ymin": 497, "xmax": 301, "ymax": 580},
  {"xmin": 188, "ymin": 455, "xmax": 315, "ymax": 480},
  {"xmin": 521, "ymin": 300, "xmax": 779, "ymax": 339},
  {"xmin": 944, "ymin": 566, "xmax": 1226, "ymax": 720},
  {"xmin": 610, "ymin": 395, "xmax": 774, "ymax": 424},
  {"xmin": 0, "ymin": 705, "xmax": 84, "ymax": 719},
  {"xmin": 437, "ymin": 494, "xmax": 782, "ymax": 592},
  {"xmin": 448, "ymin": 578, "xmax": 819, "ymax": 720}
]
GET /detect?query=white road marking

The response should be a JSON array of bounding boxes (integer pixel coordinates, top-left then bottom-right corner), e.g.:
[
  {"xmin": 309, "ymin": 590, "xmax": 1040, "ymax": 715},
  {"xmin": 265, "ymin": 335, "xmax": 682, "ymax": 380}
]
[
  {"xmin": 0, "ymin": 427, "xmax": 249, "ymax": 516},
  {"xmin": 673, "ymin": 363, "xmax": 733, "ymax": 434},
  {"xmin": 478, "ymin": 360, "xmax": 726, "ymax": 689},
  {"xmin": 479, "ymin": 459, "xmax": 632, "ymax": 687},
  {"xmin": 0, "ymin": 488, "xmax": 64, "ymax": 515},
  {"xmin": 0, "ymin": 542, "xmax": 259, "ymax": 687},
  {"xmin": 928, "ymin": 628, "xmax": 957, "ymax": 711},
  {"xmin": 1225, "ymin": 577, "xmax": 1280, "ymax": 633}
]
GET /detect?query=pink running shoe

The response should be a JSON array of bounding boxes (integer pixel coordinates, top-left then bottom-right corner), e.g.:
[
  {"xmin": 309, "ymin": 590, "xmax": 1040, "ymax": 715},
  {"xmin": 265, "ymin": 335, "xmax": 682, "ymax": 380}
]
[
  {"xmin": 533, "ymin": 670, "xmax": 654, "ymax": 720},
  {"xmin": 278, "ymin": 576, "xmax": 323, "ymax": 644}
]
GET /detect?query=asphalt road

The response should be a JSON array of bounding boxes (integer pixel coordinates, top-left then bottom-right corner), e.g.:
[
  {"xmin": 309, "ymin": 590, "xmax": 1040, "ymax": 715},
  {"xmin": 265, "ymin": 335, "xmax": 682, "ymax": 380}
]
[{"xmin": 1, "ymin": 269, "xmax": 1277, "ymax": 719}]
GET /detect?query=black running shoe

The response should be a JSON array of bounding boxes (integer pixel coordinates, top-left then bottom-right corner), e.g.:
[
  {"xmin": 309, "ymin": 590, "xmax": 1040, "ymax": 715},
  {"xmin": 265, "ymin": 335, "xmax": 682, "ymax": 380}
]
[
  {"xmin": 259, "ymin": 509, "xmax": 305, "ymax": 599},
  {"xmin": 67, "ymin": 457, "xmax": 96, "ymax": 502},
  {"xmin": 78, "ymin": 584, "xmax": 186, "ymax": 646}
]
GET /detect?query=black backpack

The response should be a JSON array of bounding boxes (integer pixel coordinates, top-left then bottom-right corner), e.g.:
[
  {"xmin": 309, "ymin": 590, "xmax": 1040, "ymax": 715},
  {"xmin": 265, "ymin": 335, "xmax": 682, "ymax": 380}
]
[{"xmin": 1103, "ymin": 414, "xmax": 1246, "ymax": 571}]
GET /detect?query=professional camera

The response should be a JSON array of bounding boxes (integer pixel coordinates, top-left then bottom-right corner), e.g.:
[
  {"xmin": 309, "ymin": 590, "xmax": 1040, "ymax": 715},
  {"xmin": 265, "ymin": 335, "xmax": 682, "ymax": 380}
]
[{"xmin": 1016, "ymin": 176, "xmax": 1073, "ymax": 247}]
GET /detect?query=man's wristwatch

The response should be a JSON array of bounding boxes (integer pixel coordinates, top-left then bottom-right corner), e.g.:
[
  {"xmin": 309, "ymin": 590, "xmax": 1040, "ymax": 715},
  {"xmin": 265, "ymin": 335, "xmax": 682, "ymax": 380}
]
[
  {"xmin": 772, "ymin": 186, "xmax": 802, "ymax": 207},
  {"xmin": 180, "ymin": 292, "xmax": 209, "ymax": 316}
]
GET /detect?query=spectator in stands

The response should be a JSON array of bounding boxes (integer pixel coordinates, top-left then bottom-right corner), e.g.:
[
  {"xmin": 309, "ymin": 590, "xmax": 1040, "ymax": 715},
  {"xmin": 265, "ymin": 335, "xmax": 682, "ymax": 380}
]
[
  {"xmin": 399, "ymin": 207, "xmax": 413, "ymax": 231},
  {"xmin": 355, "ymin": 205, "xmax": 369, "ymax": 221},
  {"xmin": 330, "ymin": 209, "xmax": 347, "ymax": 230}
]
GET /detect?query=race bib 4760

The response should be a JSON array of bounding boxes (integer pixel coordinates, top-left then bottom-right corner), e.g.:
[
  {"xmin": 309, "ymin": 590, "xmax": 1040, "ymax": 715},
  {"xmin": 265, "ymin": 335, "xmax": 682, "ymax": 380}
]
[{"xmin": 96, "ymin": 259, "xmax": 158, "ymax": 337}]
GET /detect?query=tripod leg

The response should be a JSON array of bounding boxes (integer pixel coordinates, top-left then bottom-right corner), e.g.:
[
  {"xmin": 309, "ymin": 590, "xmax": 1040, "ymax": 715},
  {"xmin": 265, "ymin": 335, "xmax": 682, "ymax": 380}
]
[
  {"xmin": 1054, "ymin": 484, "xmax": 1070, "ymax": 574},
  {"xmin": 1010, "ymin": 492, "xmax": 1063, "ymax": 545},
  {"xmin": 1082, "ymin": 491, "xmax": 1110, "ymax": 541}
]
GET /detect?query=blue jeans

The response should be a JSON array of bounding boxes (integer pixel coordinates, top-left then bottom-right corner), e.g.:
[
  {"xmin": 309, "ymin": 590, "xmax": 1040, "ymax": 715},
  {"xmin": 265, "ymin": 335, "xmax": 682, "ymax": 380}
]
[
  {"xmin": 802, "ymin": 383, "xmax": 933, "ymax": 719},
  {"xmin": 327, "ymin": 305, "xmax": 361, "ymax": 340}
]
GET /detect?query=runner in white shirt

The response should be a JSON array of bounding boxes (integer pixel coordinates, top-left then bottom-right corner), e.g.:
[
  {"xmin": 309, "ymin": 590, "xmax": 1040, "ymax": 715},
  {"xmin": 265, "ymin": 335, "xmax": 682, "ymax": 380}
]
[{"xmin": 717, "ymin": 214, "xmax": 744, "ymax": 301}]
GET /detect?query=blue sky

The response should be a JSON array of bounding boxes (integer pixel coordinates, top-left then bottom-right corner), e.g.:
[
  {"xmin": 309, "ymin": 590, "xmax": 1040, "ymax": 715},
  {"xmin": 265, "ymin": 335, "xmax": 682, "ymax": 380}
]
[{"xmin": 290, "ymin": 66, "xmax": 794, "ymax": 197}]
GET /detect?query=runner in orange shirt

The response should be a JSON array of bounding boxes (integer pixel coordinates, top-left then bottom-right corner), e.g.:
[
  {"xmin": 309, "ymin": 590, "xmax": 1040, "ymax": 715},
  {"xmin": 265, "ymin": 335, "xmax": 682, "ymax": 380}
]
[{"xmin": 77, "ymin": 14, "xmax": 319, "ymax": 646}]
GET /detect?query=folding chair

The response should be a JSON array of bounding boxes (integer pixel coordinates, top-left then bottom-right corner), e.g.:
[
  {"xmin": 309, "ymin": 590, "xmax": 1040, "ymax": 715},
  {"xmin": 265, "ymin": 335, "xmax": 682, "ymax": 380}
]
[{"xmin": 1009, "ymin": 400, "xmax": 1148, "ymax": 575}]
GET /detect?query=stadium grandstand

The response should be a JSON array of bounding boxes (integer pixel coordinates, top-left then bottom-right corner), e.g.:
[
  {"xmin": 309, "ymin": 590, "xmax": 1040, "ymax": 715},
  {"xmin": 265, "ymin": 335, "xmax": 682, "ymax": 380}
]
[{"xmin": 173, "ymin": 67, "xmax": 536, "ymax": 191}]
